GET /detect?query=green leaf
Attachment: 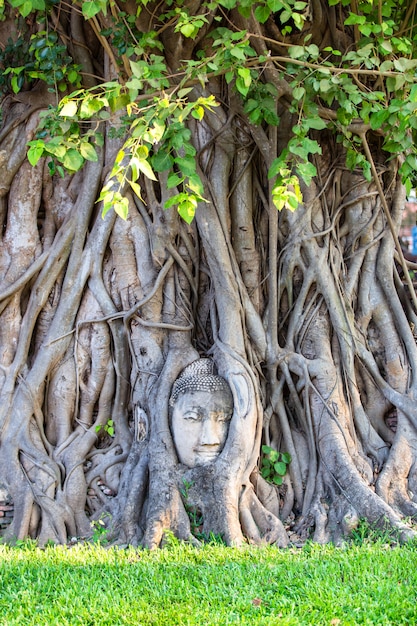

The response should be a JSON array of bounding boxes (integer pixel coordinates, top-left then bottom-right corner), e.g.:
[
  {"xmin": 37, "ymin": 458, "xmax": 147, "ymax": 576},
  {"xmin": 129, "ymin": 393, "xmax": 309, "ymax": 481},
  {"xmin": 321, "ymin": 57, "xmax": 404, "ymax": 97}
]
[
  {"xmin": 305, "ymin": 116, "xmax": 327, "ymax": 130},
  {"xmin": 319, "ymin": 78, "xmax": 331, "ymax": 93},
  {"xmin": 175, "ymin": 156, "xmax": 197, "ymax": 177},
  {"xmin": 281, "ymin": 452, "xmax": 291, "ymax": 464},
  {"xmin": 378, "ymin": 39, "xmax": 392, "ymax": 54},
  {"xmin": 218, "ymin": 0, "xmax": 237, "ymax": 8},
  {"xmin": 164, "ymin": 191, "xmax": 182, "ymax": 208},
  {"xmin": 238, "ymin": 67, "xmax": 251, "ymax": 87},
  {"xmin": 180, "ymin": 23, "xmax": 197, "ymax": 38},
  {"xmin": 405, "ymin": 177, "xmax": 413, "ymax": 196},
  {"xmin": 152, "ymin": 151, "xmax": 174, "ymax": 172},
  {"xmin": 19, "ymin": 0, "xmax": 34, "ymax": 17},
  {"xmin": 380, "ymin": 60, "xmax": 393, "ymax": 72},
  {"xmin": 410, "ymin": 85, "xmax": 417, "ymax": 102},
  {"xmin": 178, "ymin": 199, "xmax": 196, "ymax": 223},
  {"xmin": 306, "ymin": 44, "xmax": 319, "ymax": 58},
  {"xmin": 363, "ymin": 160, "xmax": 372, "ymax": 182},
  {"xmin": 267, "ymin": 0, "xmax": 284, "ymax": 10},
  {"xmin": 11, "ymin": 76, "xmax": 21, "ymax": 94},
  {"xmin": 296, "ymin": 161, "xmax": 317, "ymax": 185},
  {"xmin": 268, "ymin": 157, "xmax": 286, "ymax": 179},
  {"xmin": 67, "ymin": 68, "xmax": 80, "ymax": 84},
  {"xmin": 370, "ymin": 109, "xmax": 390, "ymax": 130},
  {"xmin": 392, "ymin": 36, "xmax": 412, "ymax": 54},
  {"xmin": 288, "ymin": 45, "xmax": 305, "ymax": 59},
  {"xmin": 167, "ymin": 173, "xmax": 184, "ymax": 189},
  {"xmin": 44, "ymin": 142, "xmax": 67, "ymax": 159},
  {"xmin": 136, "ymin": 145, "xmax": 149, "ymax": 160},
  {"xmin": 82, "ymin": 0, "xmax": 104, "ymax": 19},
  {"xmin": 63, "ymin": 149, "xmax": 84, "ymax": 172},
  {"xmin": 130, "ymin": 59, "xmax": 144, "ymax": 78},
  {"xmin": 303, "ymin": 138, "xmax": 322, "ymax": 154},
  {"xmin": 230, "ymin": 46, "xmax": 247, "ymax": 61},
  {"xmin": 129, "ymin": 156, "xmax": 139, "ymax": 181},
  {"xmin": 359, "ymin": 23, "xmax": 374, "ymax": 37},
  {"xmin": 269, "ymin": 450, "xmax": 279, "ymax": 462},
  {"xmin": 287, "ymin": 192, "xmax": 300, "ymax": 211},
  {"xmin": 80, "ymin": 142, "xmax": 98, "ymax": 162},
  {"xmin": 191, "ymin": 105, "xmax": 205, "ymax": 120},
  {"xmin": 79, "ymin": 97, "xmax": 106, "ymax": 119},
  {"xmin": 178, "ymin": 87, "xmax": 194, "ymax": 98},
  {"xmin": 393, "ymin": 58, "xmax": 417, "ymax": 72},
  {"xmin": 345, "ymin": 12, "xmax": 366, "ymax": 26},
  {"xmin": 274, "ymin": 461, "xmax": 287, "ymax": 476},
  {"xmin": 272, "ymin": 475, "xmax": 283, "ymax": 485},
  {"xmin": 254, "ymin": 5, "xmax": 270, "ymax": 23},
  {"xmin": 236, "ymin": 67, "xmax": 252, "ymax": 97},
  {"xmin": 27, "ymin": 142, "xmax": 45, "ymax": 167},
  {"xmin": 187, "ymin": 174, "xmax": 205, "ymax": 197},
  {"xmin": 289, "ymin": 143, "xmax": 308, "ymax": 159},
  {"xmin": 292, "ymin": 86, "xmax": 305, "ymax": 100}
]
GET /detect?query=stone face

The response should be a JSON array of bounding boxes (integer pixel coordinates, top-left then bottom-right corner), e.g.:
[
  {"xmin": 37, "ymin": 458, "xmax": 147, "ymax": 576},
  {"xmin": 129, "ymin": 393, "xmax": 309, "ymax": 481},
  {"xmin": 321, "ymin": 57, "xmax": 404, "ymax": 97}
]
[
  {"xmin": 171, "ymin": 388, "xmax": 233, "ymax": 468},
  {"xmin": 169, "ymin": 359, "xmax": 234, "ymax": 468}
]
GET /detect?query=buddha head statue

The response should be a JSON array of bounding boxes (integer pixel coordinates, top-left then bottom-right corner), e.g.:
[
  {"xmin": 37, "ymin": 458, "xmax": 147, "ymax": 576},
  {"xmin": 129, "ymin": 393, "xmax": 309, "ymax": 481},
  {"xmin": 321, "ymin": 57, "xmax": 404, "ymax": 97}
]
[{"xmin": 169, "ymin": 359, "xmax": 234, "ymax": 468}]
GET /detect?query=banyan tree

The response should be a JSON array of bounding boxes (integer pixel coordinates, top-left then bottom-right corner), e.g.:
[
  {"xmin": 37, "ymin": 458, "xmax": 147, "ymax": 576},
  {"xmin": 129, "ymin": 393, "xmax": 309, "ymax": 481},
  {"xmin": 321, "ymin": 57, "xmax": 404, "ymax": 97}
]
[{"xmin": 1, "ymin": 0, "xmax": 417, "ymax": 547}]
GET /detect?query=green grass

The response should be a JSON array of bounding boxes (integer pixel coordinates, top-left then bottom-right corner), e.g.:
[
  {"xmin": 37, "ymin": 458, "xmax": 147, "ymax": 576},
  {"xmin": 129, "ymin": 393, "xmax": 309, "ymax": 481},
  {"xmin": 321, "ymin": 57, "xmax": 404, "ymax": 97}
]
[{"xmin": 0, "ymin": 538, "xmax": 417, "ymax": 625}]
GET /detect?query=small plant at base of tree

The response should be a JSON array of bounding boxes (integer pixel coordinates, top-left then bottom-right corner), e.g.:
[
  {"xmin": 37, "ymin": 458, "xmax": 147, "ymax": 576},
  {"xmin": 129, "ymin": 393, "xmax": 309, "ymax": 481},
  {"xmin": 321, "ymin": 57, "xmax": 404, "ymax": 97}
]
[
  {"xmin": 12, "ymin": 538, "xmax": 39, "ymax": 550},
  {"xmin": 95, "ymin": 419, "xmax": 115, "ymax": 438},
  {"xmin": 180, "ymin": 479, "xmax": 204, "ymax": 538},
  {"xmin": 349, "ymin": 517, "xmax": 404, "ymax": 547},
  {"xmin": 90, "ymin": 514, "xmax": 111, "ymax": 544},
  {"xmin": 260, "ymin": 446, "xmax": 291, "ymax": 486}
]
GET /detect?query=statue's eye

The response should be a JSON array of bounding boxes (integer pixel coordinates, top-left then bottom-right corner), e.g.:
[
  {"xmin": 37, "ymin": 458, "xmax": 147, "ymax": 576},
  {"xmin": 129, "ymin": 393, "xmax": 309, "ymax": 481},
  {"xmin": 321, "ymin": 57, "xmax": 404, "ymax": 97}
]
[
  {"xmin": 217, "ymin": 412, "xmax": 232, "ymax": 423},
  {"xmin": 183, "ymin": 412, "xmax": 201, "ymax": 421}
]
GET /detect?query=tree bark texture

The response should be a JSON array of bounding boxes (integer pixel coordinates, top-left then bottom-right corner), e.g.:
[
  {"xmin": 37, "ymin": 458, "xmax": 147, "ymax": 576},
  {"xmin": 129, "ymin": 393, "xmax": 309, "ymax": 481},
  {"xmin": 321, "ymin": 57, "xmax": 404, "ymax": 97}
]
[{"xmin": 0, "ymin": 1, "xmax": 416, "ymax": 546}]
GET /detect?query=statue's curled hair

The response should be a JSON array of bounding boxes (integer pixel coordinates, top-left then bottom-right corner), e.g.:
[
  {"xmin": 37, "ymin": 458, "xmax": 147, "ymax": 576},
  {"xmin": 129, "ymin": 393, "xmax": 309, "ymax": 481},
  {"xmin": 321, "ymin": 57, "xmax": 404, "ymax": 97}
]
[{"xmin": 169, "ymin": 358, "xmax": 232, "ymax": 407}]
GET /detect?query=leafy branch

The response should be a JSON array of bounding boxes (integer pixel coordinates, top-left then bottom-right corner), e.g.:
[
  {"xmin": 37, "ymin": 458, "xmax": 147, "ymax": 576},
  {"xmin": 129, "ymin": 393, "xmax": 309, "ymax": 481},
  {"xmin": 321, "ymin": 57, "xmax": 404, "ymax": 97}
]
[{"xmin": 8, "ymin": 0, "xmax": 417, "ymax": 218}]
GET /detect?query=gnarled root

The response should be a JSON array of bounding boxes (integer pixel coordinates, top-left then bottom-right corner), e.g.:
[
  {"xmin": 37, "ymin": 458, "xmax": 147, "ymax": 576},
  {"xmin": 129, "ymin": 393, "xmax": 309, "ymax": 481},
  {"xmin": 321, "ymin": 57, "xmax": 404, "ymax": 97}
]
[
  {"xmin": 142, "ymin": 470, "xmax": 193, "ymax": 549},
  {"xmin": 239, "ymin": 482, "xmax": 289, "ymax": 547}
]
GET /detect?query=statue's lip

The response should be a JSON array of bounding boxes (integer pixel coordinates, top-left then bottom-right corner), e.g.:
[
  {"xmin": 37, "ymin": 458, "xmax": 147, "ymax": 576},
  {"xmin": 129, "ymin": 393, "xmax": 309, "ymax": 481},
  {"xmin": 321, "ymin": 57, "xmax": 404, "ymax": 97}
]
[{"xmin": 194, "ymin": 448, "xmax": 220, "ymax": 458}]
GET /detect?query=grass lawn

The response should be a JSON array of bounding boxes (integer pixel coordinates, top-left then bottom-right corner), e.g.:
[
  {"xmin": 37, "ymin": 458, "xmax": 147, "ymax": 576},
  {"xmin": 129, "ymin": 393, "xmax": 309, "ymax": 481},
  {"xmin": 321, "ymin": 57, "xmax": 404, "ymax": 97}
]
[{"xmin": 0, "ymin": 537, "xmax": 416, "ymax": 625}]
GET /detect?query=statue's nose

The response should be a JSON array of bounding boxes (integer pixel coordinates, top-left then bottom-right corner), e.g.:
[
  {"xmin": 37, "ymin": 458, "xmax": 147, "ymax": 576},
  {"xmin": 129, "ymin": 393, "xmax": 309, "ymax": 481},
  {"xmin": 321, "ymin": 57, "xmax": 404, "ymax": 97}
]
[{"xmin": 200, "ymin": 418, "xmax": 220, "ymax": 445}]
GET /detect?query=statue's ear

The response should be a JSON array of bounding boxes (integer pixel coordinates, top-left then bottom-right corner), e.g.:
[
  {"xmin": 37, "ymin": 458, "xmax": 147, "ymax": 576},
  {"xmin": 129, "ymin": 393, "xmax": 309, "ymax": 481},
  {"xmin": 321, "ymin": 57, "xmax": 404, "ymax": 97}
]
[{"xmin": 229, "ymin": 373, "xmax": 250, "ymax": 418}]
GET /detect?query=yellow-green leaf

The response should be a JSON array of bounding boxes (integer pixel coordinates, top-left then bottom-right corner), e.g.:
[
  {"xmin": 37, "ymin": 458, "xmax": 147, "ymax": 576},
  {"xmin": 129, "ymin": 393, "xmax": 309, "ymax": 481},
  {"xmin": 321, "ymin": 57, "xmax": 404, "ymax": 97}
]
[
  {"xmin": 59, "ymin": 101, "xmax": 78, "ymax": 117},
  {"xmin": 128, "ymin": 179, "xmax": 143, "ymax": 200},
  {"xmin": 137, "ymin": 158, "xmax": 157, "ymax": 181},
  {"xmin": 114, "ymin": 197, "xmax": 129, "ymax": 220},
  {"xmin": 80, "ymin": 142, "xmax": 98, "ymax": 162}
]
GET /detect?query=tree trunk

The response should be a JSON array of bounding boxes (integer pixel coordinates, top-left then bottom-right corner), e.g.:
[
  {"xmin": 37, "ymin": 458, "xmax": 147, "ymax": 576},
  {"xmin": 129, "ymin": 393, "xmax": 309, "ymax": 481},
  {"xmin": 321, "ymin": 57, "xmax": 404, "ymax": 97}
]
[{"xmin": 1, "ymin": 0, "xmax": 416, "ymax": 547}]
